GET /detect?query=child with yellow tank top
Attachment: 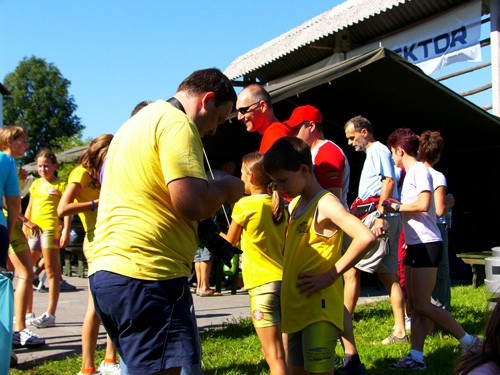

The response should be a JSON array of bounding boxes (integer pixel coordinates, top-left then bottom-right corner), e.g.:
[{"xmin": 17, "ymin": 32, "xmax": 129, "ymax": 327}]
[
  {"xmin": 222, "ymin": 152, "xmax": 288, "ymax": 375},
  {"xmin": 24, "ymin": 148, "xmax": 70, "ymax": 329},
  {"xmin": 263, "ymin": 137, "xmax": 375, "ymax": 375}
]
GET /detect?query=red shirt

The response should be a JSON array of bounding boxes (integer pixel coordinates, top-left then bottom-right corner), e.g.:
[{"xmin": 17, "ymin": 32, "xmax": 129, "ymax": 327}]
[{"xmin": 259, "ymin": 122, "xmax": 292, "ymax": 153}]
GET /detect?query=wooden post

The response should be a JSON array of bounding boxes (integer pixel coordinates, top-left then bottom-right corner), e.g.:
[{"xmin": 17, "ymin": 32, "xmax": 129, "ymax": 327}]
[{"xmin": 491, "ymin": 0, "xmax": 500, "ymax": 115}]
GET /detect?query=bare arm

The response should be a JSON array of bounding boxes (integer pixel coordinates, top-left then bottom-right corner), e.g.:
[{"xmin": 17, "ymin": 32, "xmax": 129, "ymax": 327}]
[
  {"xmin": 384, "ymin": 190, "xmax": 432, "ymax": 213},
  {"xmin": 168, "ymin": 176, "xmax": 244, "ymax": 222},
  {"xmin": 221, "ymin": 220, "xmax": 244, "ymax": 247},
  {"xmin": 326, "ymin": 186, "xmax": 342, "ymax": 202},
  {"xmin": 57, "ymin": 182, "xmax": 94, "ymax": 217},
  {"xmin": 434, "ymin": 185, "xmax": 447, "ymax": 217},
  {"xmin": 59, "ymin": 215, "xmax": 71, "ymax": 248}
]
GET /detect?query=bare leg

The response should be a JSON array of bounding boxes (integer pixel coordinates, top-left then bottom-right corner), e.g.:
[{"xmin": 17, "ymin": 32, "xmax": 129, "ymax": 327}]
[
  {"xmin": 407, "ymin": 266, "xmax": 465, "ymax": 352},
  {"xmin": 81, "ymin": 287, "xmax": 103, "ymax": 369},
  {"xmin": 9, "ymin": 248, "xmax": 34, "ymax": 332},
  {"xmin": 340, "ymin": 267, "xmax": 361, "ymax": 355},
  {"xmin": 255, "ymin": 325, "xmax": 287, "ymax": 375},
  {"xmin": 196, "ymin": 261, "xmax": 213, "ymax": 294},
  {"xmin": 41, "ymin": 247, "xmax": 61, "ymax": 316},
  {"xmin": 378, "ymin": 272, "xmax": 406, "ymax": 338}
]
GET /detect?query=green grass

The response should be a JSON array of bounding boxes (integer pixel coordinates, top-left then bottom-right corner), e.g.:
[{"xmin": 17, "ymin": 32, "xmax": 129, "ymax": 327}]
[{"xmin": 10, "ymin": 283, "xmax": 495, "ymax": 374}]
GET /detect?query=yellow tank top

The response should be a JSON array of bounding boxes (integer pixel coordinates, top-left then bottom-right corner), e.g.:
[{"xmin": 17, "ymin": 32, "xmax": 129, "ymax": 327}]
[{"xmin": 281, "ymin": 191, "xmax": 344, "ymax": 333}]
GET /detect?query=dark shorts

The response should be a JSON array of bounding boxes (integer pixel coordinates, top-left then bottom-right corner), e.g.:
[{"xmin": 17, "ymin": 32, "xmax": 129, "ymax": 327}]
[
  {"xmin": 90, "ymin": 271, "xmax": 201, "ymax": 375},
  {"xmin": 0, "ymin": 225, "xmax": 8, "ymax": 269},
  {"xmin": 404, "ymin": 241, "xmax": 443, "ymax": 268},
  {"xmin": 194, "ymin": 247, "xmax": 214, "ymax": 262}
]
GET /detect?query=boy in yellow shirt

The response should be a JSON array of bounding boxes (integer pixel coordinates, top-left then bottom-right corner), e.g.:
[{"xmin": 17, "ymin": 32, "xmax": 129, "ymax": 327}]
[{"xmin": 263, "ymin": 137, "xmax": 375, "ymax": 374}]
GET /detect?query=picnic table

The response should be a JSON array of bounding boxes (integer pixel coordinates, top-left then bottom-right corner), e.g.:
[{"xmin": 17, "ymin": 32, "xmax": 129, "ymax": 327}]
[{"xmin": 456, "ymin": 251, "xmax": 492, "ymax": 288}]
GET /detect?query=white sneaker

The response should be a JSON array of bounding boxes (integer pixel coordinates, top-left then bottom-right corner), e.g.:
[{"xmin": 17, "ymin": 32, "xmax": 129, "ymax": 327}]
[
  {"xmin": 30, "ymin": 312, "xmax": 56, "ymax": 328},
  {"xmin": 98, "ymin": 360, "xmax": 121, "ymax": 375},
  {"xmin": 405, "ymin": 316, "xmax": 411, "ymax": 331},
  {"xmin": 12, "ymin": 328, "xmax": 45, "ymax": 347},
  {"xmin": 25, "ymin": 312, "xmax": 36, "ymax": 325},
  {"xmin": 77, "ymin": 370, "xmax": 100, "ymax": 375},
  {"xmin": 460, "ymin": 335, "xmax": 484, "ymax": 355}
]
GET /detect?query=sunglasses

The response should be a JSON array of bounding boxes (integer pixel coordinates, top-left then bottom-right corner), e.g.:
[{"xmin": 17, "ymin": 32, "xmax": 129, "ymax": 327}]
[{"xmin": 237, "ymin": 101, "xmax": 261, "ymax": 115}]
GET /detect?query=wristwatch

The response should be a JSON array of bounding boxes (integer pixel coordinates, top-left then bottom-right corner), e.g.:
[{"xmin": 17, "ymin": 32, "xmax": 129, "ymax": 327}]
[{"xmin": 374, "ymin": 210, "xmax": 383, "ymax": 218}]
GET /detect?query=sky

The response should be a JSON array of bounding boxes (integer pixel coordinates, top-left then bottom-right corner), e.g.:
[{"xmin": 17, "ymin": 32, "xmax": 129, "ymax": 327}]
[{"xmin": 0, "ymin": 1, "xmax": 493, "ymax": 142}]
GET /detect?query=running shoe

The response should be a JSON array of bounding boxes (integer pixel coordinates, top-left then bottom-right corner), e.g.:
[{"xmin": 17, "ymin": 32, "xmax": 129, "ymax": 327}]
[
  {"xmin": 30, "ymin": 312, "xmax": 56, "ymax": 328},
  {"xmin": 12, "ymin": 328, "xmax": 45, "ymax": 347},
  {"xmin": 60, "ymin": 279, "xmax": 77, "ymax": 291},
  {"xmin": 460, "ymin": 335, "xmax": 484, "ymax": 354},
  {"xmin": 25, "ymin": 312, "xmax": 36, "ymax": 325},
  {"xmin": 336, "ymin": 362, "xmax": 367, "ymax": 375},
  {"xmin": 98, "ymin": 360, "xmax": 121, "ymax": 375},
  {"xmin": 390, "ymin": 354, "xmax": 426, "ymax": 370}
]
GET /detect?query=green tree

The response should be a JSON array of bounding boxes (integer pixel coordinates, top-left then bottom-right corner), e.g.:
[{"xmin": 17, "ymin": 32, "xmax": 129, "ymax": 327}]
[{"xmin": 3, "ymin": 56, "xmax": 84, "ymax": 163}]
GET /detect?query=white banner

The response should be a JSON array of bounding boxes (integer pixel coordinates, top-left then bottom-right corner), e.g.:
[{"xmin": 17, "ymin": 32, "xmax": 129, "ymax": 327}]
[{"xmin": 348, "ymin": 0, "xmax": 482, "ymax": 75}]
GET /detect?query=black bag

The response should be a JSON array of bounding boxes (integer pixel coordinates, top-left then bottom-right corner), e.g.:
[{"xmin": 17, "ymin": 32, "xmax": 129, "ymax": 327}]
[{"xmin": 350, "ymin": 202, "xmax": 376, "ymax": 219}]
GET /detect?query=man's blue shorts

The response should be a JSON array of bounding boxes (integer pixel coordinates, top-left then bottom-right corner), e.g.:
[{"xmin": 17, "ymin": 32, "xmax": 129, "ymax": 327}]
[{"xmin": 90, "ymin": 271, "xmax": 201, "ymax": 375}]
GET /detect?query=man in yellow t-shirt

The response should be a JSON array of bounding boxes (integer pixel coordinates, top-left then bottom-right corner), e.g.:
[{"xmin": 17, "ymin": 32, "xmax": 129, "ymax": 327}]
[{"xmin": 89, "ymin": 68, "xmax": 244, "ymax": 375}]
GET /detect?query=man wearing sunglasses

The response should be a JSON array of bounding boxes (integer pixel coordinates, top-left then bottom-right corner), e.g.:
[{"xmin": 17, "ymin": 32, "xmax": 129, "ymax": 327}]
[{"xmin": 236, "ymin": 84, "xmax": 292, "ymax": 153}]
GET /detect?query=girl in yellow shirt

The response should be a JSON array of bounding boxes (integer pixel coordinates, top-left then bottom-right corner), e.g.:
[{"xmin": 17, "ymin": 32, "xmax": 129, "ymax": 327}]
[
  {"xmin": 57, "ymin": 134, "xmax": 120, "ymax": 375},
  {"xmin": 223, "ymin": 152, "xmax": 288, "ymax": 375},
  {"xmin": 25, "ymin": 148, "xmax": 70, "ymax": 328}
]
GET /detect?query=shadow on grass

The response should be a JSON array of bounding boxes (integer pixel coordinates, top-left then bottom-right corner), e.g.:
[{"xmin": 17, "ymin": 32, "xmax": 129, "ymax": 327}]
[{"xmin": 203, "ymin": 359, "xmax": 269, "ymax": 375}]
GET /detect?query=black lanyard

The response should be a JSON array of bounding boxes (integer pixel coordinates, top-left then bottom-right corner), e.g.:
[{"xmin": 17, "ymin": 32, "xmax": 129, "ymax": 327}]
[{"xmin": 167, "ymin": 97, "xmax": 186, "ymax": 114}]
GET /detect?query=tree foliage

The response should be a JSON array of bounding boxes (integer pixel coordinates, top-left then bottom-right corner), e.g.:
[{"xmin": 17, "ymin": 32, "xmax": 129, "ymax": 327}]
[{"xmin": 3, "ymin": 56, "xmax": 84, "ymax": 163}]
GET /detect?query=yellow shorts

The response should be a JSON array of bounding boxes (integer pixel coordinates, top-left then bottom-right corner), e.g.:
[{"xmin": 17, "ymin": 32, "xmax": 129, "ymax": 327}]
[
  {"xmin": 28, "ymin": 229, "xmax": 60, "ymax": 251},
  {"xmin": 9, "ymin": 221, "xmax": 29, "ymax": 254},
  {"xmin": 288, "ymin": 321, "xmax": 340, "ymax": 373},
  {"xmin": 248, "ymin": 281, "xmax": 281, "ymax": 328}
]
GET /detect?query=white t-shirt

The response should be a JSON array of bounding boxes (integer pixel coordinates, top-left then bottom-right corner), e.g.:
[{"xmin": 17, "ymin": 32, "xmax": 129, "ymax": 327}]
[{"xmin": 401, "ymin": 162, "xmax": 441, "ymax": 245}]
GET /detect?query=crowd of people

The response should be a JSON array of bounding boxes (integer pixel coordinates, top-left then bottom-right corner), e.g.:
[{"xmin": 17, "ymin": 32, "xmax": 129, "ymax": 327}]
[{"xmin": 0, "ymin": 69, "xmax": 495, "ymax": 375}]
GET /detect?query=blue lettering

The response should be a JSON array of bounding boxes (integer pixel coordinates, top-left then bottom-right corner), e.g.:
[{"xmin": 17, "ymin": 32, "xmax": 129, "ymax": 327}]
[
  {"xmin": 403, "ymin": 43, "xmax": 418, "ymax": 61},
  {"xmin": 392, "ymin": 24, "xmax": 471, "ymax": 63},
  {"xmin": 417, "ymin": 38, "xmax": 433, "ymax": 58},
  {"xmin": 451, "ymin": 26, "xmax": 467, "ymax": 47},
  {"xmin": 434, "ymin": 33, "xmax": 450, "ymax": 54}
]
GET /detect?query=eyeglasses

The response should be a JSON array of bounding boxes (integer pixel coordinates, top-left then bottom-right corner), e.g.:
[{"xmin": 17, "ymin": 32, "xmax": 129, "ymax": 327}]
[{"xmin": 237, "ymin": 101, "xmax": 261, "ymax": 115}]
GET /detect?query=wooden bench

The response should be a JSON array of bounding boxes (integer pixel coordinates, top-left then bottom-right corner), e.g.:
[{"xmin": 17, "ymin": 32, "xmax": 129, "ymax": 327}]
[
  {"xmin": 62, "ymin": 247, "xmax": 87, "ymax": 278},
  {"xmin": 456, "ymin": 251, "xmax": 492, "ymax": 288}
]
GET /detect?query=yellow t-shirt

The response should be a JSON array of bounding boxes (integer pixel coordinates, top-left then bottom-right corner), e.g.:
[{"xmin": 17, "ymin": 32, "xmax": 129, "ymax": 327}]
[
  {"xmin": 231, "ymin": 194, "xmax": 286, "ymax": 290},
  {"xmin": 281, "ymin": 191, "xmax": 344, "ymax": 334},
  {"xmin": 28, "ymin": 177, "xmax": 66, "ymax": 231},
  {"xmin": 67, "ymin": 165, "xmax": 99, "ymax": 233},
  {"xmin": 90, "ymin": 100, "xmax": 206, "ymax": 280}
]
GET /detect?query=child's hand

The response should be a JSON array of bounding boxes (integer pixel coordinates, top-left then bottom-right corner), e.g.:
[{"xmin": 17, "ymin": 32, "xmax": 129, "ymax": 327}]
[
  {"xmin": 23, "ymin": 220, "xmax": 42, "ymax": 237},
  {"xmin": 18, "ymin": 167, "xmax": 28, "ymax": 180},
  {"xmin": 297, "ymin": 270, "xmax": 337, "ymax": 297}
]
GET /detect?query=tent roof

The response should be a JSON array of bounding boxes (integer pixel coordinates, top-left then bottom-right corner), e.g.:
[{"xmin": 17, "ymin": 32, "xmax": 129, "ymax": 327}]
[
  {"xmin": 22, "ymin": 145, "xmax": 87, "ymax": 172},
  {"xmin": 224, "ymin": 0, "xmax": 477, "ymax": 83}
]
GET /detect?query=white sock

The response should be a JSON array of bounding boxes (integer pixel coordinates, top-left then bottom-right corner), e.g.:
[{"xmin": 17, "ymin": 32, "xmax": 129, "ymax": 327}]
[
  {"xmin": 459, "ymin": 333, "xmax": 474, "ymax": 345},
  {"xmin": 410, "ymin": 349, "xmax": 424, "ymax": 363}
]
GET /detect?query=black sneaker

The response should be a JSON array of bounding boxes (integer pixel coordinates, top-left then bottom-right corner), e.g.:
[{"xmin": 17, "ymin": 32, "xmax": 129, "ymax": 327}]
[
  {"xmin": 390, "ymin": 354, "xmax": 426, "ymax": 370},
  {"xmin": 337, "ymin": 362, "xmax": 367, "ymax": 375}
]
